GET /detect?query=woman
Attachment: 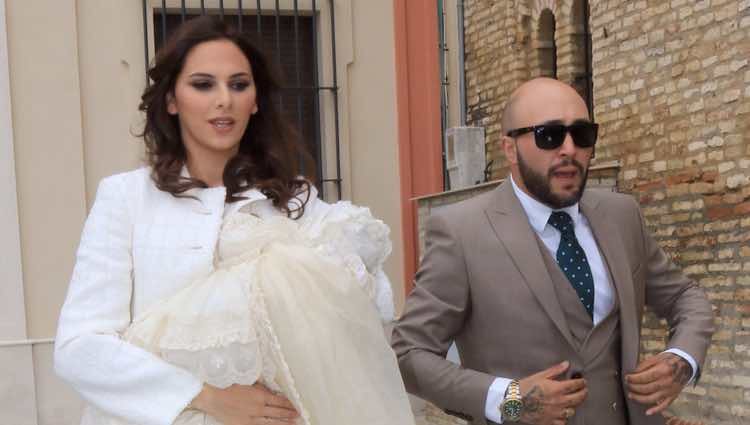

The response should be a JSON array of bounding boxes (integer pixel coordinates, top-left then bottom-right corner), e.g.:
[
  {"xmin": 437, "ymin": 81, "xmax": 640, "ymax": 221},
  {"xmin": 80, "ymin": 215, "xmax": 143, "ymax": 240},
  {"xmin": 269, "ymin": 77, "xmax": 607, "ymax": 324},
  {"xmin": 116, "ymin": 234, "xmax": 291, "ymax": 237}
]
[{"xmin": 55, "ymin": 16, "xmax": 414, "ymax": 425}]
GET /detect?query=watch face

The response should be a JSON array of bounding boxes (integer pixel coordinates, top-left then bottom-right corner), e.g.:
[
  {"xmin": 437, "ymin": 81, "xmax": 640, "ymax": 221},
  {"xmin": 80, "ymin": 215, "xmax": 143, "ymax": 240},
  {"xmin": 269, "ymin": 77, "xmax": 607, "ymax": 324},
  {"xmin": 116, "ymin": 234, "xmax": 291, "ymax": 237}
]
[{"xmin": 502, "ymin": 399, "xmax": 523, "ymax": 420}]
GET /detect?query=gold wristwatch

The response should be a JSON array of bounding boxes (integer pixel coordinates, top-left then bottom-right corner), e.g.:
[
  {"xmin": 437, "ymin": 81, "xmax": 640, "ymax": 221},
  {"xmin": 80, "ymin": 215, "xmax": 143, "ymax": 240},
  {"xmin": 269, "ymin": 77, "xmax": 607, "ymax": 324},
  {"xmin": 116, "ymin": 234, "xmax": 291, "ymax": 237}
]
[{"xmin": 499, "ymin": 379, "xmax": 523, "ymax": 422}]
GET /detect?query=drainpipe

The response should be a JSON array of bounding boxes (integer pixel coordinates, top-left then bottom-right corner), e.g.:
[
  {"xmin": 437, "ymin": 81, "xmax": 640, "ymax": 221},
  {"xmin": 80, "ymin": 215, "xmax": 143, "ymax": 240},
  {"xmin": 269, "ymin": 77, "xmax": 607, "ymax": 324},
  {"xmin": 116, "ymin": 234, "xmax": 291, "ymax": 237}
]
[{"xmin": 457, "ymin": 0, "xmax": 466, "ymax": 126}]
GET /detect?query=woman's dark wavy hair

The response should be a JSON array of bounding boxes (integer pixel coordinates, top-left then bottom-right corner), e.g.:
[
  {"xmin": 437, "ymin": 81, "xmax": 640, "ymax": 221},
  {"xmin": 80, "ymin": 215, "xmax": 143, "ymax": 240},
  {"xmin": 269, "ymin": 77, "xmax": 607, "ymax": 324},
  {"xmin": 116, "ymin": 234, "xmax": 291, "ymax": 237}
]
[{"xmin": 138, "ymin": 16, "xmax": 314, "ymax": 216}]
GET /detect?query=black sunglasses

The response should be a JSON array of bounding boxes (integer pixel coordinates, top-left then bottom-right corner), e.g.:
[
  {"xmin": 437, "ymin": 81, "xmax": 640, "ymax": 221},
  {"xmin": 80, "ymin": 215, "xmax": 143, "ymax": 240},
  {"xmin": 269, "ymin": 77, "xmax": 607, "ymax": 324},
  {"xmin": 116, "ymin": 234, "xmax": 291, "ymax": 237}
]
[{"xmin": 506, "ymin": 122, "xmax": 599, "ymax": 150}]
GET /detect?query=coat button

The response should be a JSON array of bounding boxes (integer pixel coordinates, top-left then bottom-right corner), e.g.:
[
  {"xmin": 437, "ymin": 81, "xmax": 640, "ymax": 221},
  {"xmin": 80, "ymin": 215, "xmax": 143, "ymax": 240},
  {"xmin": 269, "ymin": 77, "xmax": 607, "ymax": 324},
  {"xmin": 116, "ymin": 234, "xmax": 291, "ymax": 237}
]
[{"xmin": 611, "ymin": 402, "xmax": 617, "ymax": 411}]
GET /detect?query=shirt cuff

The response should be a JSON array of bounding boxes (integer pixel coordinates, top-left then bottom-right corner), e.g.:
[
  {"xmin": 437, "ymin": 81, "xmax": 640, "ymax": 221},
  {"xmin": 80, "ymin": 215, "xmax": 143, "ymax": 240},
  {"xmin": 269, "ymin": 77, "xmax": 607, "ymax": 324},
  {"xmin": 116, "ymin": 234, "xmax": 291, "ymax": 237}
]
[
  {"xmin": 664, "ymin": 348, "xmax": 698, "ymax": 384},
  {"xmin": 485, "ymin": 377, "xmax": 512, "ymax": 423}
]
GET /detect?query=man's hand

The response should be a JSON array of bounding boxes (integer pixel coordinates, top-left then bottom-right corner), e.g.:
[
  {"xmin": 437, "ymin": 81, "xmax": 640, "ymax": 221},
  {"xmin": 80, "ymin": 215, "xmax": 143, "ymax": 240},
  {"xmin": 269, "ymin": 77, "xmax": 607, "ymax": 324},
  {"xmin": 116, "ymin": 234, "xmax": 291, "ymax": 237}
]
[
  {"xmin": 626, "ymin": 353, "xmax": 692, "ymax": 416},
  {"xmin": 517, "ymin": 361, "xmax": 587, "ymax": 425}
]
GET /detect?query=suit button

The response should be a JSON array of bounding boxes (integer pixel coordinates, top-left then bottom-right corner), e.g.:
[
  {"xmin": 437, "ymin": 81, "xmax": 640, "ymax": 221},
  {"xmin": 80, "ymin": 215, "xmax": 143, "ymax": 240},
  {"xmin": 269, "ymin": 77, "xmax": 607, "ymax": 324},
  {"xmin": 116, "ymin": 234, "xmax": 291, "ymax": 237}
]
[{"xmin": 611, "ymin": 402, "xmax": 617, "ymax": 411}]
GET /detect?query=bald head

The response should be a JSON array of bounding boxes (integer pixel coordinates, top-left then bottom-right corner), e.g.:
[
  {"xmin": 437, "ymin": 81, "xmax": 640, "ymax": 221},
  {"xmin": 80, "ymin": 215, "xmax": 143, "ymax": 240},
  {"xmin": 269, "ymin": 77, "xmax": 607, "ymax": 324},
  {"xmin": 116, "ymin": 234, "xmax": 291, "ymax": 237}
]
[
  {"xmin": 501, "ymin": 78, "xmax": 589, "ymax": 134},
  {"xmin": 500, "ymin": 77, "xmax": 594, "ymax": 209}
]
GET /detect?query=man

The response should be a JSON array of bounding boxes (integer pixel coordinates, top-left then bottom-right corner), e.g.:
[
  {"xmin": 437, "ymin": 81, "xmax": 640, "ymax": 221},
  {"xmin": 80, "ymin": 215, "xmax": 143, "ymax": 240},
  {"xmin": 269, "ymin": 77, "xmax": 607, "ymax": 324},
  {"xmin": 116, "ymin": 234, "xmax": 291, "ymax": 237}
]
[{"xmin": 391, "ymin": 78, "xmax": 714, "ymax": 425}]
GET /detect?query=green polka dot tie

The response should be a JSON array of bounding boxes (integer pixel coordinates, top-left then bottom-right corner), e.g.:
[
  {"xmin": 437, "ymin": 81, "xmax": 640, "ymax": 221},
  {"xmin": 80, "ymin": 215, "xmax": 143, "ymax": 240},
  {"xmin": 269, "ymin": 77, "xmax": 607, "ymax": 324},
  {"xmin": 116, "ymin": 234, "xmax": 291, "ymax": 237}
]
[{"xmin": 548, "ymin": 211, "xmax": 595, "ymax": 318}]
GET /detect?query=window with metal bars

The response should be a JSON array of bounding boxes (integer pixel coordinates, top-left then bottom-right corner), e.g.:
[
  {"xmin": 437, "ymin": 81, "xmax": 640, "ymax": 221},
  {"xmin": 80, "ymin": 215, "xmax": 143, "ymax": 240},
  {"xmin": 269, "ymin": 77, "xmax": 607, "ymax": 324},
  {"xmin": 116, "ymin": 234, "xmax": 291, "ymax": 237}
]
[
  {"xmin": 572, "ymin": 0, "xmax": 594, "ymax": 120},
  {"xmin": 142, "ymin": 0, "xmax": 342, "ymax": 200}
]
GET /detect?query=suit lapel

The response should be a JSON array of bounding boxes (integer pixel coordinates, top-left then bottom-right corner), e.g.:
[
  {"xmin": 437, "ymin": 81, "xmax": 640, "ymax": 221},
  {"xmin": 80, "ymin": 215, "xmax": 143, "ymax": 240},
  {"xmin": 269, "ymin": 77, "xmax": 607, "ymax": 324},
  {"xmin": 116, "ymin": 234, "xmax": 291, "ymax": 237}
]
[
  {"xmin": 485, "ymin": 182, "xmax": 577, "ymax": 349},
  {"xmin": 580, "ymin": 194, "xmax": 639, "ymax": 372}
]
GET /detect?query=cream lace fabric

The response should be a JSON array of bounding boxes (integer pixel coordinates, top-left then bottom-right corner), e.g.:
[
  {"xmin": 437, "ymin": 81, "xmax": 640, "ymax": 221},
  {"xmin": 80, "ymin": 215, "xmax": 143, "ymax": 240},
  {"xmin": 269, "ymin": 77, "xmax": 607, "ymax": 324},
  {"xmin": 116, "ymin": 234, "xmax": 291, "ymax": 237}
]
[{"xmin": 83, "ymin": 210, "xmax": 414, "ymax": 425}]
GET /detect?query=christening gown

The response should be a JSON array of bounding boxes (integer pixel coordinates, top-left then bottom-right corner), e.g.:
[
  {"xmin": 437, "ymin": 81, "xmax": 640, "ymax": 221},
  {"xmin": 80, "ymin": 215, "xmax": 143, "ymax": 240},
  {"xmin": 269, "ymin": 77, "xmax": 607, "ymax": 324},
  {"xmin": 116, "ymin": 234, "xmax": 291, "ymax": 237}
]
[{"xmin": 87, "ymin": 201, "xmax": 415, "ymax": 425}]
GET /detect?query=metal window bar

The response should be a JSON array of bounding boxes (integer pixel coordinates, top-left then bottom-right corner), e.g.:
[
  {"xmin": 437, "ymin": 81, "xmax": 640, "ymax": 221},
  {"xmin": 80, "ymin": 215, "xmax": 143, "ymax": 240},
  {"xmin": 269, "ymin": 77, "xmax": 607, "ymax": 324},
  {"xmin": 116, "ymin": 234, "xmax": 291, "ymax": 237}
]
[
  {"xmin": 142, "ymin": 0, "xmax": 150, "ymax": 80},
  {"xmin": 143, "ymin": 0, "xmax": 341, "ymax": 200},
  {"xmin": 326, "ymin": 0, "xmax": 342, "ymax": 200},
  {"xmin": 310, "ymin": 0, "xmax": 323, "ymax": 190},
  {"xmin": 552, "ymin": 16, "xmax": 557, "ymax": 79},
  {"xmin": 582, "ymin": 0, "xmax": 594, "ymax": 120},
  {"xmin": 274, "ymin": 1, "xmax": 282, "ymax": 111},
  {"xmin": 437, "ymin": 0, "xmax": 449, "ymax": 191},
  {"xmin": 237, "ymin": 0, "xmax": 242, "ymax": 31},
  {"xmin": 293, "ymin": 1, "xmax": 305, "ymax": 176},
  {"xmin": 161, "ymin": 0, "xmax": 168, "ymax": 42}
]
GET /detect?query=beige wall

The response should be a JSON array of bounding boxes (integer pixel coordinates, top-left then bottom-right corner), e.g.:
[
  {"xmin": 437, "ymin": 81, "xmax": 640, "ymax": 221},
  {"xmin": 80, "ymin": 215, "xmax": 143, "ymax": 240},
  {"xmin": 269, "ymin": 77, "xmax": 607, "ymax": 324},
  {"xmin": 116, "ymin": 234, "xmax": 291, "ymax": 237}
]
[
  {"xmin": 77, "ymin": 0, "xmax": 146, "ymax": 203},
  {"xmin": 0, "ymin": 0, "xmax": 24, "ymax": 345},
  {"xmin": 3, "ymin": 0, "xmax": 403, "ymax": 422},
  {"xmin": 3, "ymin": 0, "xmax": 143, "ymax": 422},
  {"xmin": 8, "ymin": 0, "xmax": 88, "ymax": 341},
  {"xmin": 344, "ymin": 0, "xmax": 405, "ymax": 310},
  {"xmin": 1, "ymin": 1, "xmax": 59, "ymax": 423}
]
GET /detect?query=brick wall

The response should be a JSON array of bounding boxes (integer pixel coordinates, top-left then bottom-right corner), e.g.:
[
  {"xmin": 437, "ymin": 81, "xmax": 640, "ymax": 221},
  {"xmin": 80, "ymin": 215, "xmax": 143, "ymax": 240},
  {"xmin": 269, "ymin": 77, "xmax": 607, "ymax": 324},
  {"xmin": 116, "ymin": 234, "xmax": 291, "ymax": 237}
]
[{"xmin": 460, "ymin": 0, "xmax": 750, "ymax": 423}]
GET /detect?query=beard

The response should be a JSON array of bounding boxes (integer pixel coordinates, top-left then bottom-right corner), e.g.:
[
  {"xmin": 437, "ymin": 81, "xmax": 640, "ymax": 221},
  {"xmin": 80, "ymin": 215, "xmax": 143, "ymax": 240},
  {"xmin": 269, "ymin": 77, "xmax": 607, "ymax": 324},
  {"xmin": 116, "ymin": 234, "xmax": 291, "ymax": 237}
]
[{"xmin": 517, "ymin": 152, "xmax": 588, "ymax": 209}]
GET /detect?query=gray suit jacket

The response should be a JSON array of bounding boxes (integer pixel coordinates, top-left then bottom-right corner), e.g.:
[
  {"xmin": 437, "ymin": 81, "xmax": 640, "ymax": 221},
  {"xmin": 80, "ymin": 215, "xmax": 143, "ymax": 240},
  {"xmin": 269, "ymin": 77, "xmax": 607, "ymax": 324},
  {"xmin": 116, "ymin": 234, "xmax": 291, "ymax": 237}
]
[{"xmin": 391, "ymin": 181, "xmax": 714, "ymax": 425}]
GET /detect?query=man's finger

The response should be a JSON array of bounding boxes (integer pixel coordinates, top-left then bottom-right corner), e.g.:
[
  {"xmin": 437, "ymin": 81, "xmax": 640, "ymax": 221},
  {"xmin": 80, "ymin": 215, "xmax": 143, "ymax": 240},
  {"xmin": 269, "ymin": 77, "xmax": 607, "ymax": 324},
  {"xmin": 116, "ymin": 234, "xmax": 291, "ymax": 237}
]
[
  {"xmin": 632, "ymin": 355, "xmax": 661, "ymax": 373},
  {"xmin": 627, "ymin": 365, "xmax": 667, "ymax": 385},
  {"xmin": 628, "ymin": 389, "xmax": 665, "ymax": 405},
  {"xmin": 627, "ymin": 378, "xmax": 668, "ymax": 396},
  {"xmin": 646, "ymin": 396, "xmax": 674, "ymax": 416},
  {"xmin": 560, "ymin": 387, "xmax": 588, "ymax": 407},
  {"xmin": 539, "ymin": 361, "xmax": 570, "ymax": 379},
  {"xmin": 557, "ymin": 378, "xmax": 586, "ymax": 394}
]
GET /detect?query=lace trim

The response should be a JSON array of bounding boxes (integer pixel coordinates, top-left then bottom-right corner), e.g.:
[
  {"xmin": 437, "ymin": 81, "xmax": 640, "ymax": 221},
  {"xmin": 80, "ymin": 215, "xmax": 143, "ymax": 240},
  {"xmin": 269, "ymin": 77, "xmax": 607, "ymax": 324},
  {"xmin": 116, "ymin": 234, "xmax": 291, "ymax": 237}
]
[
  {"xmin": 161, "ymin": 341, "xmax": 262, "ymax": 389},
  {"xmin": 127, "ymin": 321, "xmax": 257, "ymax": 352},
  {"xmin": 250, "ymin": 282, "xmax": 313, "ymax": 425},
  {"xmin": 124, "ymin": 265, "xmax": 258, "ymax": 352}
]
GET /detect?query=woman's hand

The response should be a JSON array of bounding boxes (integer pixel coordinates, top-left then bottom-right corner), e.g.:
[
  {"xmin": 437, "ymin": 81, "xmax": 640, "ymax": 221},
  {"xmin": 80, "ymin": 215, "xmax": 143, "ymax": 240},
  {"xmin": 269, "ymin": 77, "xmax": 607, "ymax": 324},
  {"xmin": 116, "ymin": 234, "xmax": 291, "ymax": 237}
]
[{"xmin": 190, "ymin": 383, "xmax": 299, "ymax": 425}]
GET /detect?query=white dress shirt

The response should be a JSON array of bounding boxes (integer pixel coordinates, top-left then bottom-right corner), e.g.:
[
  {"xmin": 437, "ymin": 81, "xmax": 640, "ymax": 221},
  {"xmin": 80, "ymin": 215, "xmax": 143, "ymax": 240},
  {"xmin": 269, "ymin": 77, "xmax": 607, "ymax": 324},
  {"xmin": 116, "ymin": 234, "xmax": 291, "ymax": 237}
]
[{"xmin": 483, "ymin": 175, "xmax": 697, "ymax": 423}]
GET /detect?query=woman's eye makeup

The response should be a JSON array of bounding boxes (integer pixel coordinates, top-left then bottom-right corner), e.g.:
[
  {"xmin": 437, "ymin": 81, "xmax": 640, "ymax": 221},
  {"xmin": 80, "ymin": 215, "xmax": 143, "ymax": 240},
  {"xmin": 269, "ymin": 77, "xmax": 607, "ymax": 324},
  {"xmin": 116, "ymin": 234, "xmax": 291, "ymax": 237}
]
[
  {"xmin": 229, "ymin": 80, "xmax": 251, "ymax": 91},
  {"xmin": 189, "ymin": 80, "xmax": 214, "ymax": 90},
  {"xmin": 187, "ymin": 78, "xmax": 251, "ymax": 91}
]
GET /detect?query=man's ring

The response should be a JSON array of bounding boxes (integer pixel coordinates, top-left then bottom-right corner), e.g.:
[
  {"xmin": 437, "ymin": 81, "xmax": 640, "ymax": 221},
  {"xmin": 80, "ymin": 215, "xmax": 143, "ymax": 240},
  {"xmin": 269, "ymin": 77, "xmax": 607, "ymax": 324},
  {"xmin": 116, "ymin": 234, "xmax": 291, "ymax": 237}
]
[{"xmin": 564, "ymin": 408, "xmax": 575, "ymax": 418}]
